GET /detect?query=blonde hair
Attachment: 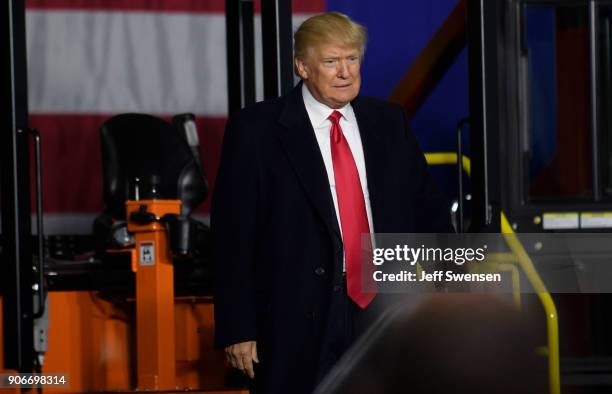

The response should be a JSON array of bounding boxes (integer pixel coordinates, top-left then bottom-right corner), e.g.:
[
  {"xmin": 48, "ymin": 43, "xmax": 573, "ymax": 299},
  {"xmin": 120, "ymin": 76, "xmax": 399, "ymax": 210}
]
[{"xmin": 294, "ymin": 12, "xmax": 367, "ymax": 73}]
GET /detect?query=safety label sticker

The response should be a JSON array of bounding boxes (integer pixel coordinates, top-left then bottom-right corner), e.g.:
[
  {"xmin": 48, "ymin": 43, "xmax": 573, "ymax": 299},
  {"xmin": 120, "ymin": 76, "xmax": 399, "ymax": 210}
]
[
  {"xmin": 139, "ymin": 241, "xmax": 155, "ymax": 265},
  {"xmin": 581, "ymin": 212, "xmax": 612, "ymax": 229},
  {"xmin": 542, "ymin": 212, "xmax": 579, "ymax": 230}
]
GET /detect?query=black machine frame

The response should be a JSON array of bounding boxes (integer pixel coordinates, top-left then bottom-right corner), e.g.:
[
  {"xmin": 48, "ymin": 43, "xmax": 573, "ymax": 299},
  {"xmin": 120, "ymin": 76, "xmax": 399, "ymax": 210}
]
[
  {"xmin": 467, "ymin": 0, "xmax": 502, "ymax": 232},
  {"xmin": 468, "ymin": 0, "xmax": 612, "ymax": 233},
  {"xmin": 225, "ymin": 0, "xmax": 294, "ymax": 113},
  {"xmin": 261, "ymin": 0, "xmax": 294, "ymax": 100},
  {"xmin": 226, "ymin": 0, "xmax": 256, "ymax": 113},
  {"xmin": 1, "ymin": 0, "xmax": 35, "ymax": 372}
]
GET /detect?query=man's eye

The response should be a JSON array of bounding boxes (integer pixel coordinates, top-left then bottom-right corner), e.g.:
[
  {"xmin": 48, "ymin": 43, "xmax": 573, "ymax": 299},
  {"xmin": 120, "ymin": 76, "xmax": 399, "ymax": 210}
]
[
  {"xmin": 348, "ymin": 57, "xmax": 359, "ymax": 63},
  {"xmin": 324, "ymin": 60, "xmax": 336, "ymax": 65}
]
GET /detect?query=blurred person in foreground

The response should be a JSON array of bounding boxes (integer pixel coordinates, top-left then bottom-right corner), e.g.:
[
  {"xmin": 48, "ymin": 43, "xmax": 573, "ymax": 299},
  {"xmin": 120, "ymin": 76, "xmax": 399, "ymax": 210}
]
[
  {"xmin": 315, "ymin": 294, "xmax": 545, "ymax": 394},
  {"xmin": 212, "ymin": 11, "xmax": 451, "ymax": 394}
]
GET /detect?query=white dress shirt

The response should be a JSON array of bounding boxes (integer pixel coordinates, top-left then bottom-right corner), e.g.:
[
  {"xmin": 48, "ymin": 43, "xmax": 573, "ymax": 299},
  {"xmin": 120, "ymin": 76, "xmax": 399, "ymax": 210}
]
[{"xmin": 302, "ymin": 84, "xmax": 375, "ymax": 269}]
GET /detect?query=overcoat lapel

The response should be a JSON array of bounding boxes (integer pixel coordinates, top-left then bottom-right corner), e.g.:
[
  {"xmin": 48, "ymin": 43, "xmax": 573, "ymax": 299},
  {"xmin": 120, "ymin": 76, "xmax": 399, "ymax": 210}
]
[
  {"xmin": 277, "ymin": 85, "xmax": 342, "ymax": 240},
  {"xmin": 351, "ymin": 96, "xmax": 386, "ymax": 233}
]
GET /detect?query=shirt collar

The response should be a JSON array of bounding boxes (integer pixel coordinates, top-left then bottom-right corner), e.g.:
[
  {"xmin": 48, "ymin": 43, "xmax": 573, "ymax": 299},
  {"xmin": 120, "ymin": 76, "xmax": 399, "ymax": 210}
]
[{"xmin": 302, "ymin": 83, "xmax": 356, "ymax": 128}]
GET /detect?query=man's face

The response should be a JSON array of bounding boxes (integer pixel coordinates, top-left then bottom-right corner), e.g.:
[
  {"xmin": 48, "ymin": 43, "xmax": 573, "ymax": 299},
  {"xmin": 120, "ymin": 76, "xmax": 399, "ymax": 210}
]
[{"xmin": 295, "ymin": 42, "xmax": 361, "ymax": 109}]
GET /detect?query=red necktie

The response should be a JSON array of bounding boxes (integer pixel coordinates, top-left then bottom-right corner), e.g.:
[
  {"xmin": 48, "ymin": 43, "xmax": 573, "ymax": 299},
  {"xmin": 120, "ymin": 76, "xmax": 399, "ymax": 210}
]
[{"xmin": 329, "ymin": 110, "xmax": 375, "ymax": 309}]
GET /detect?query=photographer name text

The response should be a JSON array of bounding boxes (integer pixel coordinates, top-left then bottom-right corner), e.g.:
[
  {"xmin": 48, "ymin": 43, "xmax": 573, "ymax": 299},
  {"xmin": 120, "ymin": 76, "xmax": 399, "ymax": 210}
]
[{"xmin": 372, "ymin": 270, "xmax": 501, "ymax": 283}]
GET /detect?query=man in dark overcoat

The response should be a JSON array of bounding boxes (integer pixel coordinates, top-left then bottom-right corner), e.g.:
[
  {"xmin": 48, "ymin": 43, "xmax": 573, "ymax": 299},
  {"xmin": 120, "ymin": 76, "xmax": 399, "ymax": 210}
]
[{"xmin": 212, "ymin": 11, "xmax": 451, "ymax": 394}]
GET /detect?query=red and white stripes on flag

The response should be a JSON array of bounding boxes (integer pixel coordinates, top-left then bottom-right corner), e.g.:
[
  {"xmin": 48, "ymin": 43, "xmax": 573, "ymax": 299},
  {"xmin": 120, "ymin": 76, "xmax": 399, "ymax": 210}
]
[{"xmin": 25, "ymin": 0, "xmax": 323, "ymax": 233}]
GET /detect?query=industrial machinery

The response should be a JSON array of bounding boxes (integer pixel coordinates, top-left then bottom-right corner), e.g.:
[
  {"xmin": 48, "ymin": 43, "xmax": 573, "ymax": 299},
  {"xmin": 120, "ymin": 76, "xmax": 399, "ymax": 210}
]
[
  {"xmin": 4, "ymin": 0, "xmax": 612, "ymax": 393},
  {"xmin": 1, "ymin": 0, "xmax": 290, "ymax": 391},
  {"xmin": 466, "ymin": 1, "xmax": 612, "ymax": 392}
]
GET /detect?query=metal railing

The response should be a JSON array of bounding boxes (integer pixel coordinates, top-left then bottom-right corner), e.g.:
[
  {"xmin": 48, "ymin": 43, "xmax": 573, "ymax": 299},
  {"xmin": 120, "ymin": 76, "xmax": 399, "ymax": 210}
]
[{"xmin": 424, "ymin": 151, "xmax": 560, "ymax": 394}]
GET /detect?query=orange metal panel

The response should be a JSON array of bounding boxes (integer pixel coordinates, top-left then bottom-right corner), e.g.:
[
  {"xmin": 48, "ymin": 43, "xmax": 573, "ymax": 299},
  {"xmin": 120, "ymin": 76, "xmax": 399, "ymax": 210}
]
[
  {"xmin": 174, "ymin": 299, "xmax": 229, "ymax": 389},
  {"xmin": 43, "ymin": 292, "xmax": 133, "ymax": 393},
  {"xmin": 2, "ymin": 293, "xmax": 239, "ymax": 394},
  {"xmin": 127, "ymin": 199, "xmax": 180, "ymax": 390}
]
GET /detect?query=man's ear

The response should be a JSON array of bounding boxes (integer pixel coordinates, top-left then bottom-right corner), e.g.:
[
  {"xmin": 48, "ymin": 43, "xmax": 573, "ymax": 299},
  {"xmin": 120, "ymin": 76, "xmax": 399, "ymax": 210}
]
[{"xmin": 295, "ymin": 58, "xmax": 308, "ymax": 80}]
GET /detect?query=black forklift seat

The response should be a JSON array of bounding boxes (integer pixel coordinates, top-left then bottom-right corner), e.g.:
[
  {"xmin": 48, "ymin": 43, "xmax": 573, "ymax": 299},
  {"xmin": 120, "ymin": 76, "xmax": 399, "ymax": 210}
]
[
  {"xmin": 100, "ymin": 113, "xmax": 207, "ymax": 219},
  {"xmin": 94, "ymin": 113, "xmax": 209, "ymax": 259}
]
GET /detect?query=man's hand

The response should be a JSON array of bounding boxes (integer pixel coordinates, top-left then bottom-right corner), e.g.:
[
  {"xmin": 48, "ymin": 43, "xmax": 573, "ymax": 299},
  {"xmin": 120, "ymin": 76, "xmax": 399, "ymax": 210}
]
[{"xmin": 225, "ymin": 340, "xmax": 259, "ymax": 378}]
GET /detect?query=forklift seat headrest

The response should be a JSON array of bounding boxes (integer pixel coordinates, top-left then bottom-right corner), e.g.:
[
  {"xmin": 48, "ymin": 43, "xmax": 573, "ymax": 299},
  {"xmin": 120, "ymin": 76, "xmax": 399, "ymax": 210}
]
[{"xmin": 100, "ymin": 113, "xmax": 208, "ymax": 219}]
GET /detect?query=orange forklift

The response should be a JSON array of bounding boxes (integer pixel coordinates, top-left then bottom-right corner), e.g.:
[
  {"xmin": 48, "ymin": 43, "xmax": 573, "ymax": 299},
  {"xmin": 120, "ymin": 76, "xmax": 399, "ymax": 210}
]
[
  {"xmin": 1, "ymin": 52, "xmax": 247, "ymax": 394},
  {"xmin": 0, "ymin": 0, "xmax": 294, "ymax": 389},
  {"xmin": 0, "ymin": 0, "xmax": 293, "ymax": 391}
]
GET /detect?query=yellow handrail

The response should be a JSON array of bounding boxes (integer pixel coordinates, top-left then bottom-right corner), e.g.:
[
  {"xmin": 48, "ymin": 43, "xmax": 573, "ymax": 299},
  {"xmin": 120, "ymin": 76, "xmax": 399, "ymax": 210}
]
[
  {"xmin": 425, "ymin": 151, "xmax": 560, "ymax": 394},
  {"xmin": 501, "ymin": 213, "xmax": 560, "ymax": 394},
  {"xmin": 425, "ymin": 152, "xmax": 471, "ymax": 176}
]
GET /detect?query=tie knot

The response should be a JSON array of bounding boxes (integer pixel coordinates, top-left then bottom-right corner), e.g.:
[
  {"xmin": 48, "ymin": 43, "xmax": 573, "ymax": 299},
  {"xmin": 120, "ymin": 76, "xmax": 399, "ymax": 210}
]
[{"xmin": 328, "ymin": 110, "xmax": 342, "ymax": 125}]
